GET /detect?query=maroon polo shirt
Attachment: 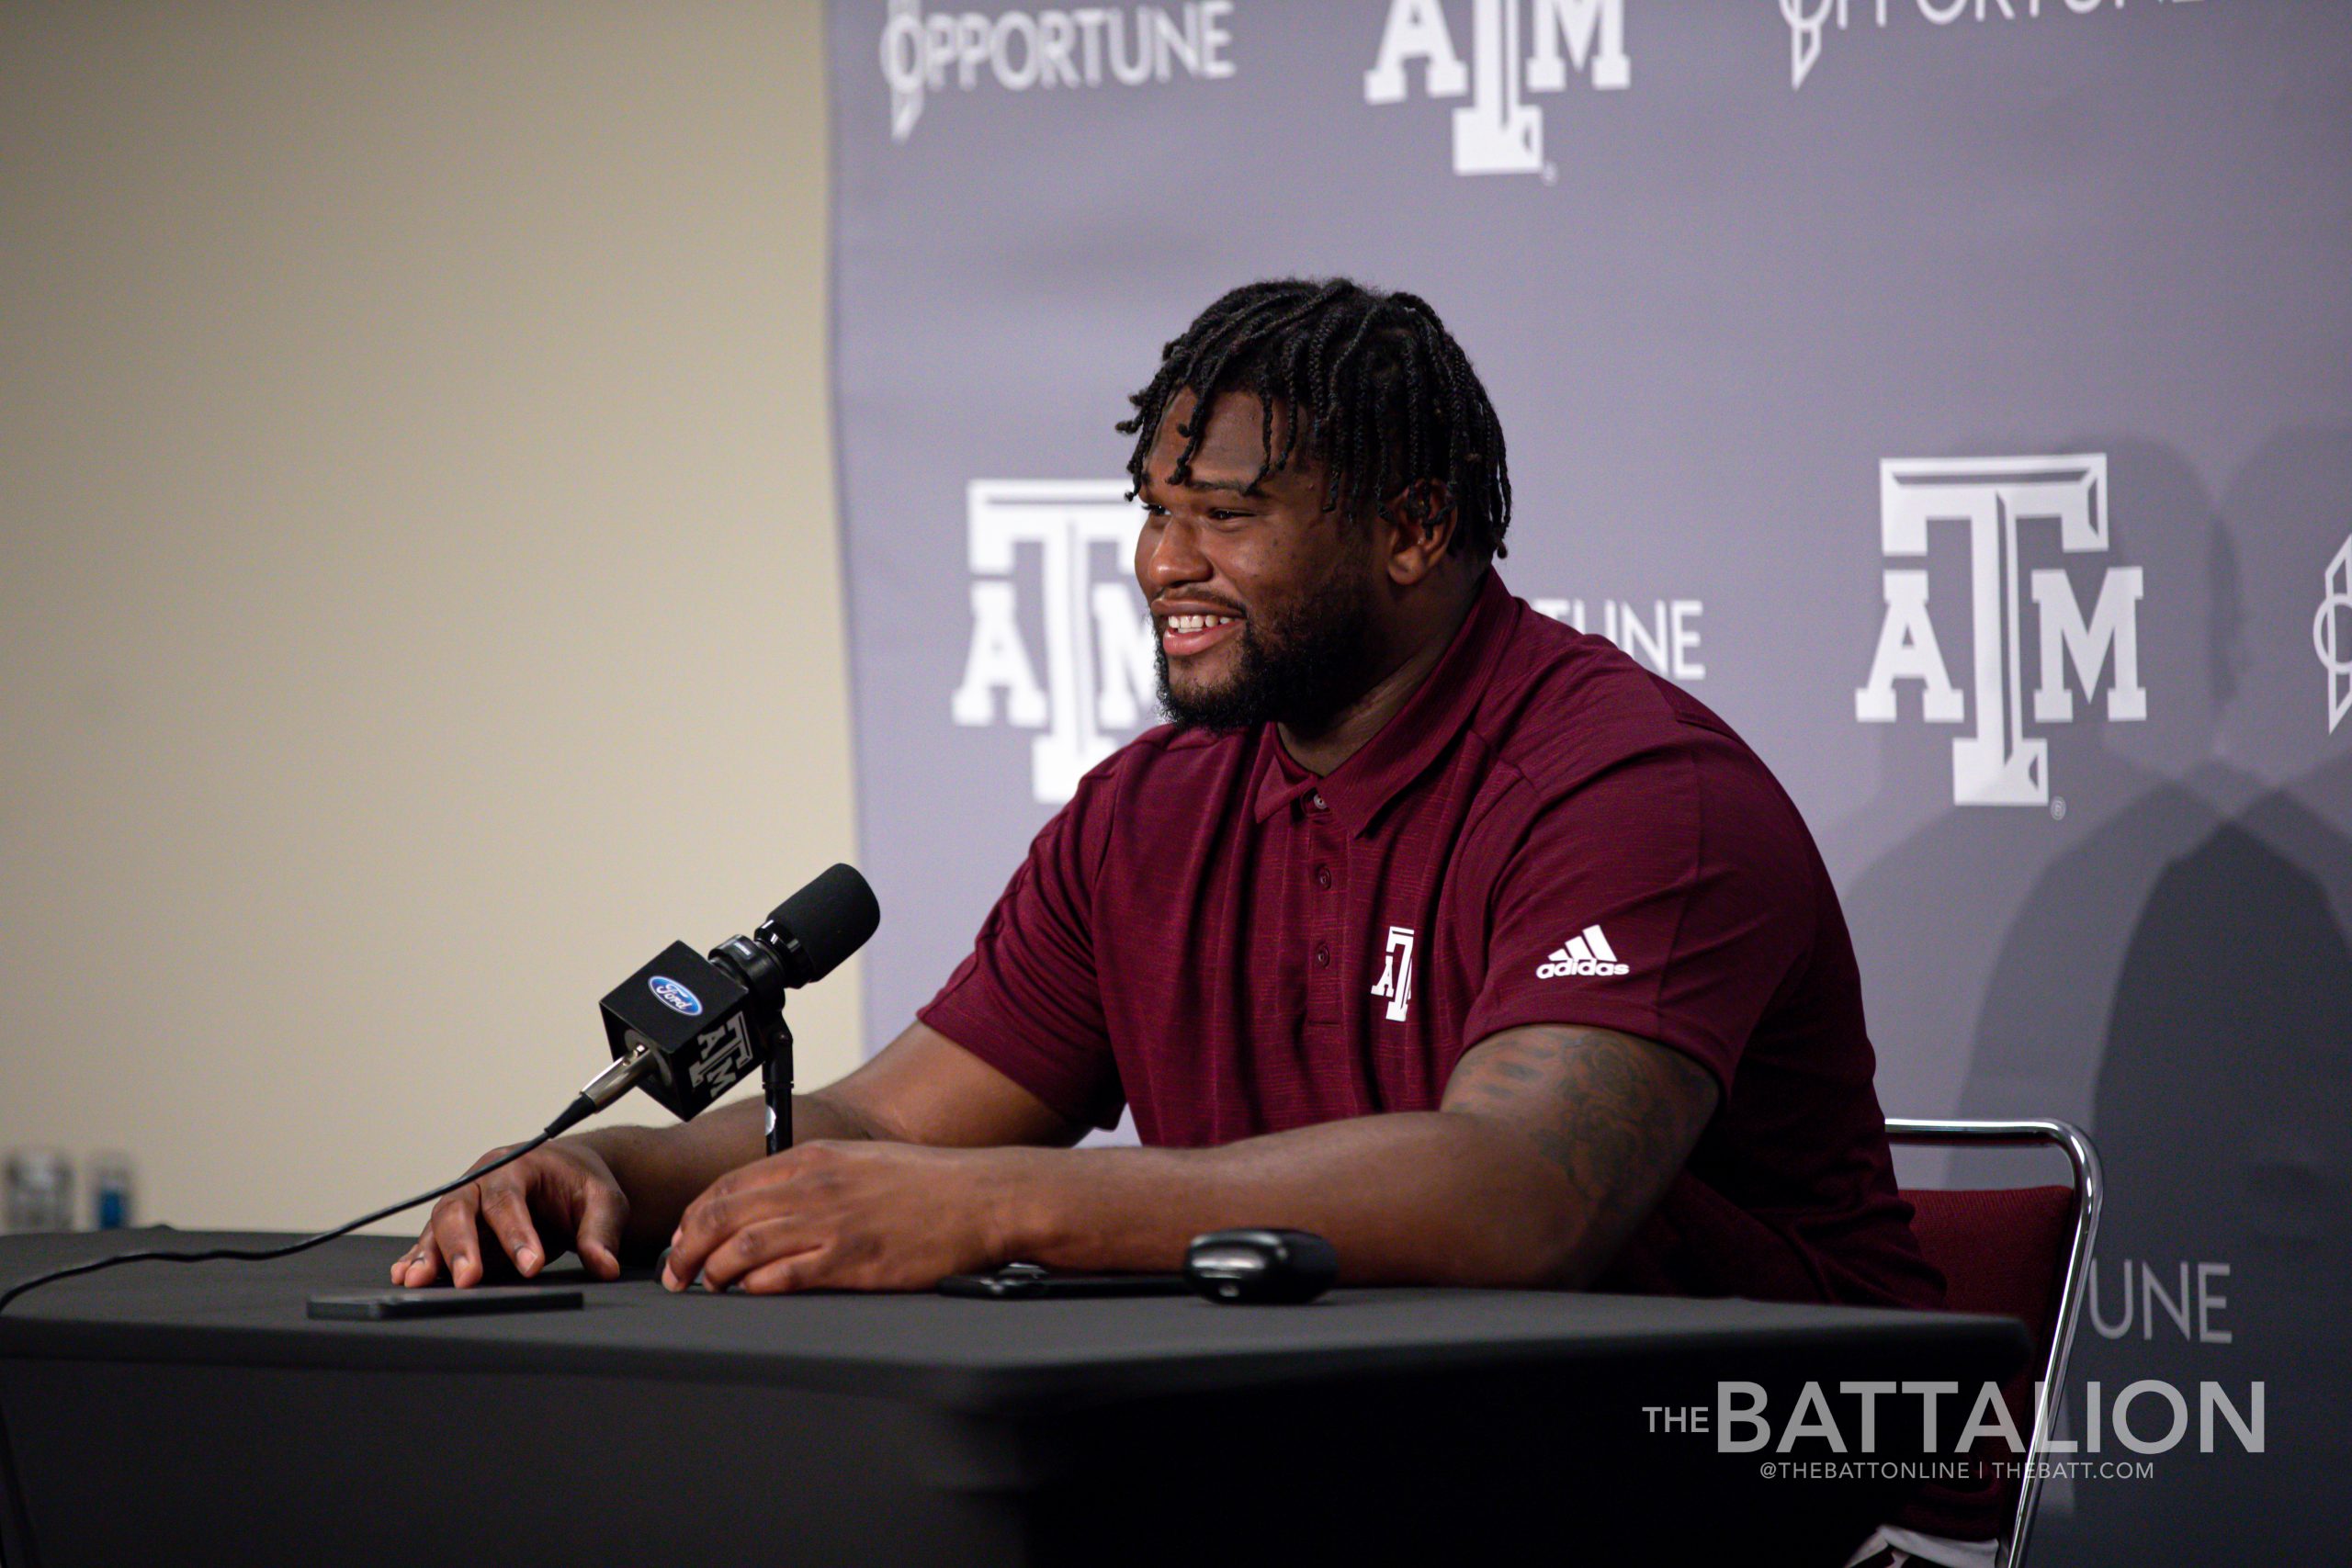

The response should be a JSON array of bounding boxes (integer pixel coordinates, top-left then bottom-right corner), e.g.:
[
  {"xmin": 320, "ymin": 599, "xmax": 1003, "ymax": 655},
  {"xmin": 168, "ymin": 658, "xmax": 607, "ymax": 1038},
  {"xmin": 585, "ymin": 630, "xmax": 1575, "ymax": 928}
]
[{"xmin": 921, "ymin": 568, "xmax": 1941, "ymax": 1309}]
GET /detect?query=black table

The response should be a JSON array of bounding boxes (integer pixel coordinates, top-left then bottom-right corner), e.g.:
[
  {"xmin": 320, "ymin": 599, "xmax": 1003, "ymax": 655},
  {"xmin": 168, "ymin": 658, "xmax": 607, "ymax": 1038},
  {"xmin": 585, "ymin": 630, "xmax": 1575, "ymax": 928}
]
[{"xmin": 0, "ymin": 1230, "xmax": 2024, "ymax": 1567}]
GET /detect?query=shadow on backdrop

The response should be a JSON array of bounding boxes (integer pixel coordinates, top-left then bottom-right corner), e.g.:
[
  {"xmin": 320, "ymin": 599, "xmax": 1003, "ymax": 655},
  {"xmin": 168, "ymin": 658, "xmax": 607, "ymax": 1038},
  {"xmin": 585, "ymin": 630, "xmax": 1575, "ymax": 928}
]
[
  {"xmin": 1831, "ymin": 432, "xmax": 2352, "ymax": 1560},
  {"xmin": 1998, "ymin": 429, "xmax": 2352, "ymax": 1565},
  {"xmin": 2045, "ymin": 761, "xmax": 2352, "ymax": 1566}
]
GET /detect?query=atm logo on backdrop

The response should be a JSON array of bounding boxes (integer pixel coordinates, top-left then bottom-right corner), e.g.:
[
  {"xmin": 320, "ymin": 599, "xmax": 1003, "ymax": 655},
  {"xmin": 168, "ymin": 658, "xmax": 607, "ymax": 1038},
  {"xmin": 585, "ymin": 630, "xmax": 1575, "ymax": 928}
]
[
  {"xmin": 2318, "ymin": 533, "xmax": 2352, "ymax": 735},
  {"xmin": 880, "ymin": 0, "xmax": 1236, "ymax": 141},
  {"xmin": 951, "ymin": 481, "xmax": 1157, "ymax": 804},
  {"xmin": 1363, "ymin": 0, "xmax": 1629, "ymax": 177},
  {"xmin": 1854, "ymin": 454, "xmax": 2147, "ymax": 808}
]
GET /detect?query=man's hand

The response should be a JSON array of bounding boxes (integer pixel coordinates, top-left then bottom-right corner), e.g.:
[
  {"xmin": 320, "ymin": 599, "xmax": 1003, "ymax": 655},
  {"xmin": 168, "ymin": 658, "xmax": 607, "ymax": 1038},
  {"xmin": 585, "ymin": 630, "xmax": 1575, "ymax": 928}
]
[
  {"xmin": 661, "ymin": 1141, "xmax": 1009, "ymax": 1293},
  {"xmin": 391, "ymin": 1139, "xmax": 629, "ymax": 1289}
]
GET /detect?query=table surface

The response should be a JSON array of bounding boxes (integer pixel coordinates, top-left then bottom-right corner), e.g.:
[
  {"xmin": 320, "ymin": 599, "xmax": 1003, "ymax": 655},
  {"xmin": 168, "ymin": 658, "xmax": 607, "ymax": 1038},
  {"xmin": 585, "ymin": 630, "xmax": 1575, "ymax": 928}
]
[{"xmin": 0, "ymin": 1228, "xmax": 2029, "ymax": 1416}]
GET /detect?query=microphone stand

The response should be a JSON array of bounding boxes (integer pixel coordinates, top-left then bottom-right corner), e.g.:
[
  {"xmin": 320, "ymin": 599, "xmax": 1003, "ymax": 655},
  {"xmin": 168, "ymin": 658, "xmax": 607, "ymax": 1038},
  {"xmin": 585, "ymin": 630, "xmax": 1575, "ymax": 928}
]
[
  {"xmin": 762, "ymin": 1037, "xmax": 791, "ymax": 1156},
  {"xmin": 704, "ymin": 933, "xmax": 798, "ymax": 1158}
]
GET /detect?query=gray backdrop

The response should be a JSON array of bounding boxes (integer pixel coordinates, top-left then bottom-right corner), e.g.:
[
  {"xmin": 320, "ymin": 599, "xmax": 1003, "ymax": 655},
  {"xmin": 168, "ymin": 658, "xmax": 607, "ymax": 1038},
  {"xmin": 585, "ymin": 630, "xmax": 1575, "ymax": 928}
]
[{"xmin": 826, "ymin": 2, "xmax": 2350, "ymax": 1558}]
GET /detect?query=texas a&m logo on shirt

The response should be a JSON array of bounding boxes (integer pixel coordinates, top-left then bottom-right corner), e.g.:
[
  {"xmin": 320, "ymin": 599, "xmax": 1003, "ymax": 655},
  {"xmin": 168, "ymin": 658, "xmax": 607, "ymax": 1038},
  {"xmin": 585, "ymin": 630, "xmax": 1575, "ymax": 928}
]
[{"xmin": 1369, "ymin": 925, "xmax": 1418, "ymax": 1021}]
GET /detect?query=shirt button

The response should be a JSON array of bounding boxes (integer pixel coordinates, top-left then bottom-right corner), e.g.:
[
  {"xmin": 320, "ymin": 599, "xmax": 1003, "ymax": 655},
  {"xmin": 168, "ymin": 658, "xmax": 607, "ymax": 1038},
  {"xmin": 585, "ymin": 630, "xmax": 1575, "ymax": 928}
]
[
  {"xmin": 1314, "ymin": 865, "xmax": 1333, "ymax": 890},
  {"xmin": 1310, "ymin": 791, "xmax": 1328, "ymax": 811},
  {"xmin": 1313, "ymin": 942, "xmax": 1330, "ymax": 967}
]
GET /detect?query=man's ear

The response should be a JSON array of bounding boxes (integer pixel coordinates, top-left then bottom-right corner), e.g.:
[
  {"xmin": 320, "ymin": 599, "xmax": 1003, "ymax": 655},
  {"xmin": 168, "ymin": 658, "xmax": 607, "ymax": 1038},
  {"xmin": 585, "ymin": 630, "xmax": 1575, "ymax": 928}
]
[{"xmin": 1379, "ymin": 479, "xmax": 1459, "ymax": 586}]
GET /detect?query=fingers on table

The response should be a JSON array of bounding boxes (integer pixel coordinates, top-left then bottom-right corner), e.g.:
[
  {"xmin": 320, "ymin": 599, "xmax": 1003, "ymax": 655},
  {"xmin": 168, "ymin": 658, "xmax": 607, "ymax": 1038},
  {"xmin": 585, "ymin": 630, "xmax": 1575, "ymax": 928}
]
[
  {"xmin": 423, "ymin": 1182, "xmax": 490, "ymax": 1287},
  {"xmin": 669, "ymin": 1158, "xmax": 809, "ymax": 1286},
  {"xmin": 738, "ymin": 1247, "xmax": 837, "ymax": 1294},
  {"xmin": 575, "ymin": 1181, "xmax": 628, "ymax": 1280},
  {"xmin": 391, "ymin": 1234, "xmax": 442, "ymax": 1286},
  {"xmin": 477, "ymin": 1179, "xmax": 546, "ymax": 1277},
  {"xmin": 662, "ymin": 1190, "xmax": 733, "ymax": 1287},
  {"xmin": 696, "ymin": 1218, "xmax": 823, "ymax": 1292}
]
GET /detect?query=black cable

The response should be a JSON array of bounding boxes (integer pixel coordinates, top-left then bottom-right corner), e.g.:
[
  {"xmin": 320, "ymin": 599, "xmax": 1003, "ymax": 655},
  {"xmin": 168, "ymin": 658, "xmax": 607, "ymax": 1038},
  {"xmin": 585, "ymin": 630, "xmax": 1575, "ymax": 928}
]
[
  {"xmin": 0, "ymin": 1109, "xmax": 584, "ymax": 1564},
  {"xmin": 0, "ymin": 1131, "xmax": 554, "ymax": 1318}
]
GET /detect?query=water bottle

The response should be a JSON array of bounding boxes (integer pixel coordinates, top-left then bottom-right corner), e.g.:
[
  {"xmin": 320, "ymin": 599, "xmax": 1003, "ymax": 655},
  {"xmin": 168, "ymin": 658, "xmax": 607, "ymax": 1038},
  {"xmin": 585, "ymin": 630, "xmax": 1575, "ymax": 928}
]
[
  {"xmin": 5, "ymin": 1149, "xmax": 74, "ymax": 1232},
  {"xmin": 91, "ymin": 1153, "xmax": 135, "ymax": 1230}
]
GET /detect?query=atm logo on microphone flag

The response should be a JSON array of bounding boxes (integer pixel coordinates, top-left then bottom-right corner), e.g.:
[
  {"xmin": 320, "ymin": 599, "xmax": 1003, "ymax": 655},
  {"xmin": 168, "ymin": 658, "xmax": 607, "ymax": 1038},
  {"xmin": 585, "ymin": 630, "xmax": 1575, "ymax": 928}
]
[{"xmin": 649, "ymin": 976, "xmax": 704, "ymax": 1016}]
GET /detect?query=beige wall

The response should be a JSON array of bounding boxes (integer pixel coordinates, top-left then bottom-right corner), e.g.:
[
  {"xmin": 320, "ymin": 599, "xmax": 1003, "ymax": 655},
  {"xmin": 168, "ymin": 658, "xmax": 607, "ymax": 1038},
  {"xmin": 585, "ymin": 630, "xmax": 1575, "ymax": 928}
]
[{"xmin": 0, "ymin": 2, "xmax": 859, "ymax": 1234}]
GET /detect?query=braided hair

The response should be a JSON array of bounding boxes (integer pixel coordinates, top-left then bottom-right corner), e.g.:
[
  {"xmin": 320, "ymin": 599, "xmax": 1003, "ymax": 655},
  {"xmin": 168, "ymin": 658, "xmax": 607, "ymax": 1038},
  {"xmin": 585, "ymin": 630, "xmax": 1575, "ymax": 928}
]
[{"xmin": 1116, "ymin": 277, "xmax": 1512, "ymax": 562}]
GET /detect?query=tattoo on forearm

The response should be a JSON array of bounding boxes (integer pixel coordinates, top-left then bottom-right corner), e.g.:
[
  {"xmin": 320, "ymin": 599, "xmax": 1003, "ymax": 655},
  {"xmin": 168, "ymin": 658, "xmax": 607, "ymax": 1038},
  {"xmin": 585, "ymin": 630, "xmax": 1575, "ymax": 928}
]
[{"xmin": 1442, "ymin": 1024, "xmax": 1720, "ymax": 1274}]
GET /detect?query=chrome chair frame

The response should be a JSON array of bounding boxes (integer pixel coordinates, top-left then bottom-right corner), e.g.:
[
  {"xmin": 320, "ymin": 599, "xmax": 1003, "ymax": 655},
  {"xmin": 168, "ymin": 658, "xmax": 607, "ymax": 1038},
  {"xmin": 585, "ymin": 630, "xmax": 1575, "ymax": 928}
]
[{"xmin": 1883, "ymin": 1118, "xmax": 2103, "ymax": 1568}]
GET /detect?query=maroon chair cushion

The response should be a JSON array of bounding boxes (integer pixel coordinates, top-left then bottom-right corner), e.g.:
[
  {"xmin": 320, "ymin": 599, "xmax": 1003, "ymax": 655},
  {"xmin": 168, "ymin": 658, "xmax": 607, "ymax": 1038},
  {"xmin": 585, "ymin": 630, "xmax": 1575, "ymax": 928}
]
[{"xmin": 1894, "ymin": 1183, "xmax": 2078, "ymax": 1541}]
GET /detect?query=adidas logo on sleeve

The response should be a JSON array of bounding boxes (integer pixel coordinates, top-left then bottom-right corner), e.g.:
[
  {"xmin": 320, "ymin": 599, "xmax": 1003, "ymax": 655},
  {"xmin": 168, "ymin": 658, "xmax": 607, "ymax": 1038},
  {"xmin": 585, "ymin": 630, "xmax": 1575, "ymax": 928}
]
[{"xmin": 1536, "ymin": 924, "xmax": 1630, "ymax": 979}]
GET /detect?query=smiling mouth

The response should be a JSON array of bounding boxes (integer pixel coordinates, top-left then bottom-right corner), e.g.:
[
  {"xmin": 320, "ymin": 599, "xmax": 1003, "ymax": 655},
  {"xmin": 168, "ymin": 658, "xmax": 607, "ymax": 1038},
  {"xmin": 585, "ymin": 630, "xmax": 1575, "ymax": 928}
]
[{"xmin": 1159, "ymin": 612, "xmax": 1243, "ymax": 658}]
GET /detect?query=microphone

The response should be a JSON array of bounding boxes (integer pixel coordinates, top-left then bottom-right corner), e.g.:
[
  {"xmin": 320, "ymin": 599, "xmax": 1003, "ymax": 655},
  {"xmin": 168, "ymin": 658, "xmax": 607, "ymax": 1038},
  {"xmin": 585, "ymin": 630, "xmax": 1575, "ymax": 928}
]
[{"xmin": 548, "ymin": 863, "xmax": 879, "ymax": 1143}]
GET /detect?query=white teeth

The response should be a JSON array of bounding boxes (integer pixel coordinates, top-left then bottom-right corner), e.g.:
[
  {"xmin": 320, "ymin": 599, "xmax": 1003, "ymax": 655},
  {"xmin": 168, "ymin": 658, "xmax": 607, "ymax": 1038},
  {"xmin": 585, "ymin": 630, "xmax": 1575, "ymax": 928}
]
[{"xmin": 1166, "ymin": 615, "xmax": 1238, "ymax": 633}]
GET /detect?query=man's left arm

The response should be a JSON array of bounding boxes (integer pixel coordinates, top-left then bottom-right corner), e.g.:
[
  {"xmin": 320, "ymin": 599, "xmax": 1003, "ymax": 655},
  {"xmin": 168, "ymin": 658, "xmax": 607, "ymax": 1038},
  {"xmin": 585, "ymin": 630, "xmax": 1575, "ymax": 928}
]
[{"xmin": 665, "ymin": 1022, "xmax": 1716, "ymax": 1292}]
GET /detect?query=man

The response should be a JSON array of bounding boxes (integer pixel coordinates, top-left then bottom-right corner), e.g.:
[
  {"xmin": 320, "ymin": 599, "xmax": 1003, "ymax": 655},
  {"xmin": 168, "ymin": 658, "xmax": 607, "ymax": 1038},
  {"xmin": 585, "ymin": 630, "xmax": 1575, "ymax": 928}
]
[{"xmin": 395, "ymin": 278, "xmax": 1940, "ymax": 1314}]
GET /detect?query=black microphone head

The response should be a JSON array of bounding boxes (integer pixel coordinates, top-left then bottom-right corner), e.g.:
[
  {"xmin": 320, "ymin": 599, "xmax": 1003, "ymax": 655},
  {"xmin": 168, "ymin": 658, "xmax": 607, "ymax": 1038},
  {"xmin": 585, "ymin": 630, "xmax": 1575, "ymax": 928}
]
[{"xmin": 757, "ymin": 863, "xmax": 879, "ymax": 986}]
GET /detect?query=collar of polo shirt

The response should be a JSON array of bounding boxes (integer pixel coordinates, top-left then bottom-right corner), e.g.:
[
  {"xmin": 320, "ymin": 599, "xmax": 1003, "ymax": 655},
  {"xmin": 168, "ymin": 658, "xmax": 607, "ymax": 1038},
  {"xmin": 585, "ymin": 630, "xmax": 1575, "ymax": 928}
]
[{"xmin": 1249, "ymin": 568, "xmax": 1514, "ymax": 837}]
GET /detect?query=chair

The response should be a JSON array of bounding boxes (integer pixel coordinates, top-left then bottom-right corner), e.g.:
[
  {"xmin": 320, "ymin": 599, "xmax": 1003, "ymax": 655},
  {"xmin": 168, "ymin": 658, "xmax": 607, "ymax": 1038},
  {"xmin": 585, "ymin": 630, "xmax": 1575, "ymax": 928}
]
[{"xmin": 1883, "ymin": 1118, "xmax": 2103, "ymax": 1568}]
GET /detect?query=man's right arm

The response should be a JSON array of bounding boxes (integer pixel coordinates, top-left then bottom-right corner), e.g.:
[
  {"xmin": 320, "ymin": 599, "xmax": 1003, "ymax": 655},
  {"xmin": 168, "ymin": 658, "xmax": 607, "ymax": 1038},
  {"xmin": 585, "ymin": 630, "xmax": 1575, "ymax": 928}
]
[{"xmin": 394, "ymin": 1021, "xmax": 1083, "ymax": 1288}]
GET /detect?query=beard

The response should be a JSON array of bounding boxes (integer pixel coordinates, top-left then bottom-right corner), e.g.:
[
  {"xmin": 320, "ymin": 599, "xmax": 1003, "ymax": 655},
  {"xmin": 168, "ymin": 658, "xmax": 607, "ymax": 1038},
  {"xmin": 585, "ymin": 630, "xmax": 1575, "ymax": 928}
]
[{"xmin": 1155, "ymin": 567, "xmax": 1379, "ymax": 736}]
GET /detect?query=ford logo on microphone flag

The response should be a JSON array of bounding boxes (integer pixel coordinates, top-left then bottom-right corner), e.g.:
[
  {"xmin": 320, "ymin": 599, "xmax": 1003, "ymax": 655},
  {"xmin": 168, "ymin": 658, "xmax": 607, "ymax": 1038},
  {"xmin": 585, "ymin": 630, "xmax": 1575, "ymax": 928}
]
[{"xmin": 648, "ymin": 976, "xmax": 703, "ymax": 1017}]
